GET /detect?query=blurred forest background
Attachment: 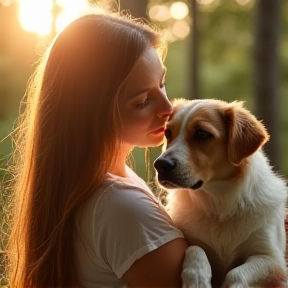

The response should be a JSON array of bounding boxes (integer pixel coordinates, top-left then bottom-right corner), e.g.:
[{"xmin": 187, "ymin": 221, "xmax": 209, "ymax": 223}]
[
  {"xmin": 0, "ymin": 0, "xmax": 288, "ymax": 180},
  {"xmin": 0, "ymin": 0, "xmax": 287, "ymax": 284}
]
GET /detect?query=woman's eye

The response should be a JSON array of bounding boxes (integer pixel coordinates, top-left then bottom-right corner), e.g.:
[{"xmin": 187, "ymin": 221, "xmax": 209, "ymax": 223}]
[
  {"xmin": 164, "ymin": 128, "xmax": 172, "ymax": 142},
  {"xmin": 194, "ymin": 129, "xmax": 213, "ymax": 141},
  {"xmin": 135, "ymin": 98, "xmax": 149, "ymax": 109}
]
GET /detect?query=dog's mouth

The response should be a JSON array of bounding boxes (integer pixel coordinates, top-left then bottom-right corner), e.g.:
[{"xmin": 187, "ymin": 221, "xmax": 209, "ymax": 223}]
[
  {"xmin": 158, "ymin": 180, "xmax": 180, "ymax": 189},
  {"xmin": 154, "ymin": 157, "xmax": 204, "ymax": 191},
  {"xmin": 159, "ymin": 179, "xmax": 203, "ymax": 191},
  {"xmin": 190, "ymin": 180, "xmax": 203, "ymax": 190}
]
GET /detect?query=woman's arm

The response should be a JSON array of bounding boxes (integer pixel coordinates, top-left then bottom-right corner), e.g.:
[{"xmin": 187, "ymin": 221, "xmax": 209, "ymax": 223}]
[{"xmin": 122, "ymin": 238, "xmax": 188, "ymax": 288}]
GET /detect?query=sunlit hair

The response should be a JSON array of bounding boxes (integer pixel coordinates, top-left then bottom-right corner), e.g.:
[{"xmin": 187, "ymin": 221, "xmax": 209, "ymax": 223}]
[{"xmin": 7, "ymin": 12, "xmax": 167, "ymax": 288}]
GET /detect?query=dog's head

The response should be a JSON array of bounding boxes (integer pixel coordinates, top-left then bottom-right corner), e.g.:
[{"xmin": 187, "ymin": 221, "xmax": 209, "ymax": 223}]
[{"xmin": 154, "ymin": 98, "xmax": 269, "ymax": 190}]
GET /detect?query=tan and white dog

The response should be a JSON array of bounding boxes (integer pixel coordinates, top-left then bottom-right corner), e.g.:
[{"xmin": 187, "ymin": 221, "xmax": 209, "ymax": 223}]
[{"xmin": 154, "ymin": 99, "xmax": 288, "ymax": 288}]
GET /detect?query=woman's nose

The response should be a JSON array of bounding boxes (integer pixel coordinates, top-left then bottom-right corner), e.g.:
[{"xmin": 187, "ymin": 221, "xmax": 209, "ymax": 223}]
[{"xmin": 157, "ymin": 93, "xmax": 173, "ymax": 119}]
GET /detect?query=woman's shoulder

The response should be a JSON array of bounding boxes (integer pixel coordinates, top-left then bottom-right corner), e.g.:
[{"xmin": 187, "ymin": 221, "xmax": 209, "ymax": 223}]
[
  {"xmin": 78, "ymin": 170, "xmax": 177, "ymax": 233},
  {"xmin": 78, "ymin": 172, "xmax": 158, "ymax": 223},
  {"xmin": 97, "ymin": 177, "xmax": 159, "ymax": 216},
  {"xmin": 104, "ymin": 168, "xmax": 157, "ymax": 200}
]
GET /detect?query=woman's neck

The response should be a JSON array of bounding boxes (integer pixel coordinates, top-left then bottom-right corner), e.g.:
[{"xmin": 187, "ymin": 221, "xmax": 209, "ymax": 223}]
[
  {"xmin": 108, "ymin": 145, "xmax": 132, "ymax": 177},
  {"xmin": 108, "ymin": 164, "xmax": 127, "ymax": 177}
]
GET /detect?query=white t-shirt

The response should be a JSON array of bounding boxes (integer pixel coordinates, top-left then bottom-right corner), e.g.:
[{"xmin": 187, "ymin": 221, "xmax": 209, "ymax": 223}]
[{"xmin": 75, "ymin": 166, "xmax": 184, "ymax": 288}]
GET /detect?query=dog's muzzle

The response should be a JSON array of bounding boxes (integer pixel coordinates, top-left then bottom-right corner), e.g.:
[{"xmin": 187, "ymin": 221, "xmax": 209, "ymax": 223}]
[{"xmin": 154, "ymin": 157, "xmax": 203, "ymax": 190}]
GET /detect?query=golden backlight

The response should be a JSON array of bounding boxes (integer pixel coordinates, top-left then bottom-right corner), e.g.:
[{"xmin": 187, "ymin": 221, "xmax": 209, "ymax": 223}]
[{"xmin": 17, "ymin": 0, "xmax": 104, "ymax": 36}]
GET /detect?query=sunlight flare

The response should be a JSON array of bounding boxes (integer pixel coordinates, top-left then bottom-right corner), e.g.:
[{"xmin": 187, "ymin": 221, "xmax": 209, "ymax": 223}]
[
  {"xmin": 18, "ymin": 0, "xmax": 53, "ymax": 36},
  {"xmin": 17, "ymin": 0, "xmax": 104, "ymax": 36}
]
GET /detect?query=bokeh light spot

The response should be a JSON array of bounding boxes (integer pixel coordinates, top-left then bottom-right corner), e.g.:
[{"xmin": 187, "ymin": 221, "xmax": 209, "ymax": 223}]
[
  {"xmin": 149, "ymin": 4, "xmax": 171, "ymax": 22},
  {"xmin": 170, "ymin": 2, "xmax": 189, "ymax": 20},
  {"xmin": 171, "ymin": 20, "xmax": 190, "ymax": 39},
  {"xmin": 235, "ymin": 0, "xmax": 251, "ymax": 5},
  {"xmin": 197, "ymin": 0, "xmax": 215, "ymax": 5}
]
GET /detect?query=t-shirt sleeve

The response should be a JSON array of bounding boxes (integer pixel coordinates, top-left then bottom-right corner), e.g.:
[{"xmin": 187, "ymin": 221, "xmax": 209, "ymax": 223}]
[{"xmin": 93, "ymin": 182, "xmax": 184, "ymax": 278}]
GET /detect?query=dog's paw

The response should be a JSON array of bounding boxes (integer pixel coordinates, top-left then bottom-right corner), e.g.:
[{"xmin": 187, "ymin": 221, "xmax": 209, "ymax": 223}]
[
  {"xmin": 181, "ymin": 246, "xmax": 212, "ymax": 288},
  {"xmin": 223, "ymin": 270, "xmax": 249, "ymax": 288},
  {"xmin": 182, "ymin": 267, "xmax": 212, "ymax": 288}
]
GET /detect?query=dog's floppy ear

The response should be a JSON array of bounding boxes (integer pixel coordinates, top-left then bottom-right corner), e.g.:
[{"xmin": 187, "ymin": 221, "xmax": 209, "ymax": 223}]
[{"xmin": 223, "ymin": 101, "xmax": 269, "ymax": 166}]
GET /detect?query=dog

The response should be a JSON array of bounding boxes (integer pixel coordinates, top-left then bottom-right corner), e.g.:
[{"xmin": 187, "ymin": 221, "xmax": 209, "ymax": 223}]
[{"xmin": 154, "ymin": 99, "xmax": 288, "ymax": 288}]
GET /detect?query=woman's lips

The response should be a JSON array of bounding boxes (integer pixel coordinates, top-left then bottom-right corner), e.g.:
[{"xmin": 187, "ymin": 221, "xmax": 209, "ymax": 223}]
[{"xmin": 151, "ymin": 127, "xmax": 165, "ymax": 134}]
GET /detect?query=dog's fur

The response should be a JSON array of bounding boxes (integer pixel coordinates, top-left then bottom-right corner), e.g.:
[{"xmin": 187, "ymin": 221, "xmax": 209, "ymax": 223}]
[{"xmin": 154, "ymin": 99, "xmax": 288, "ymax": 288}]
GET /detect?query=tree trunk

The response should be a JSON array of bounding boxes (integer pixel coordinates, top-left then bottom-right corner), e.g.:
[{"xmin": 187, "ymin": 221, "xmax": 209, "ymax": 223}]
[
  {"xmin": 254, "ymin": 0, "xmax": 282, "ymax": 170},
  {"xmin": 189, "ymin": 0, "xmax": 200, "ymax": 99}
]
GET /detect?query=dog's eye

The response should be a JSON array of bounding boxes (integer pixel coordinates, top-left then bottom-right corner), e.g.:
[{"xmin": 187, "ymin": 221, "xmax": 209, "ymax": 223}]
[
  {"xmin": 165, "ymin": 128, "xmax": 172, "ymax": 142},
  {"xmin": 194, "ymin": 129, "xmax": 213, "ymax": 141}
]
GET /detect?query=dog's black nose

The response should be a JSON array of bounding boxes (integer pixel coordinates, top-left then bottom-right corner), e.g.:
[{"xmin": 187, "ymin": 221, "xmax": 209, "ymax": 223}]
[{"xmin": 154, "ymin": 158, "xmax": 176, "ymax": 174}]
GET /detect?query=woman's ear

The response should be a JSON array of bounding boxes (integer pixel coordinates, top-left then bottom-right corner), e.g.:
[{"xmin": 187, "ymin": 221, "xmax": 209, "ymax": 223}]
[{"xmin": 223, "ymin": 102, "xmax": 270, "ymax": 166}]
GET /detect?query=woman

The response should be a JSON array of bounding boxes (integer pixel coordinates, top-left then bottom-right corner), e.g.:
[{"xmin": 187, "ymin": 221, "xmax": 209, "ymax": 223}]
[{"xmin": 7, "ymin": 12, "xmax": 188, "ymax": 287}]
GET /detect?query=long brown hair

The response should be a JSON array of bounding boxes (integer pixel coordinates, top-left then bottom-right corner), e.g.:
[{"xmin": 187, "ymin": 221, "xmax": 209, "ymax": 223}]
[{"xmin": 7, "ymin": 13, "xmax": 166, "ymax": 287}]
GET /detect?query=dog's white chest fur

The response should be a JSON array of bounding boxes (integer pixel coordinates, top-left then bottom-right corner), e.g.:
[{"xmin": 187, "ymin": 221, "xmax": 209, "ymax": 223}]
[{"xmin": 167, "ymin": 187, "xmax": 270, "ymax": 262}]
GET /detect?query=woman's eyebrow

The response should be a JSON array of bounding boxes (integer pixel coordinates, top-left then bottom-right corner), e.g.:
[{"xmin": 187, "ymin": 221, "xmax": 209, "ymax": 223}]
[{"xmin": 131, "ymin": 67, "xmax": 167, "ymax": 99}]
